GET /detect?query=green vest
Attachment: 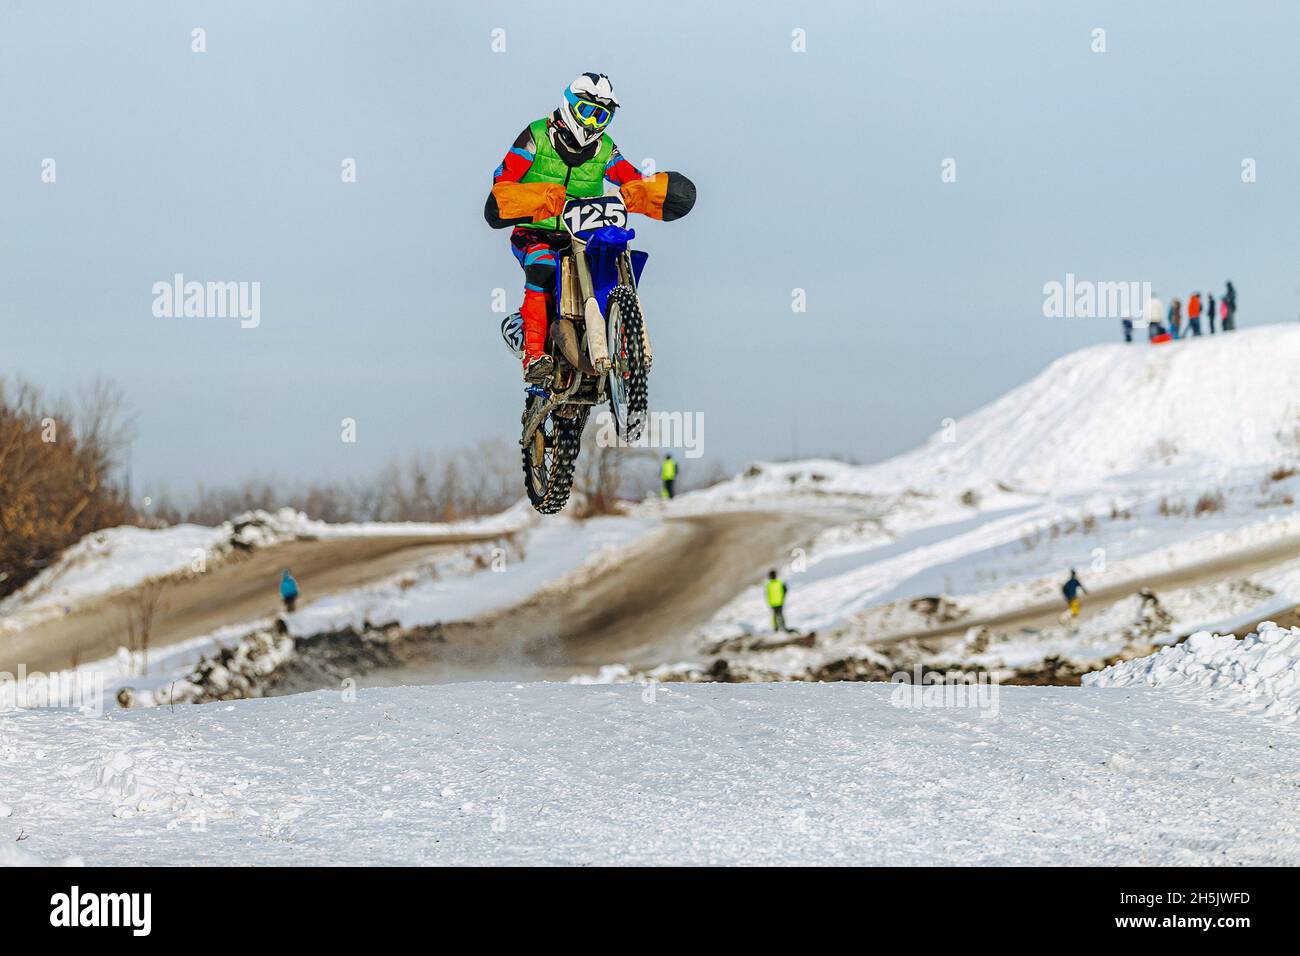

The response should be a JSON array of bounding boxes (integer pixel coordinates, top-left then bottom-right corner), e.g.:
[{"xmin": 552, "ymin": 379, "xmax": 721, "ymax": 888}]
[
  {"xmin": 519, "ymin": 117, "xmax": 614, "ymax": 231},
  {"xmin": 661, "ymin": 458, "xmax": 677, "ymax": 481},
  {"xmin": 766, "ymin": 579, "xmax": 785, "ymax": 608}
]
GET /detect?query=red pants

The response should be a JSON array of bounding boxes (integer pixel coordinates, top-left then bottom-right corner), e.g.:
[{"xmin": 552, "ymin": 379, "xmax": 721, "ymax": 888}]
[{"xmin": 511, "ymin": 232, "xmax": 561, "ymax": 365}]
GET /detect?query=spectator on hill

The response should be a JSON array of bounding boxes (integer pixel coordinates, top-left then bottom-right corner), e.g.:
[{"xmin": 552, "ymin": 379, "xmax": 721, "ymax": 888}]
[
  {"xmin": 1206, "ymin": 291, "xmax": 1216, "ymax": 334},
  {"xmin": 1186, "ymin": 292, "xmax": 1202, "ymax": 336},
  {"xmin": 1223, "ymin": 280, "xmax": 1237, "ymax": 331},
  {"xmin": 1143, "ymin": 294, "xmax": 1166, "ymax": 340},
  {"xmin": 1168, "ymin": 297, "xmax": 1183, "ymax": 339}
]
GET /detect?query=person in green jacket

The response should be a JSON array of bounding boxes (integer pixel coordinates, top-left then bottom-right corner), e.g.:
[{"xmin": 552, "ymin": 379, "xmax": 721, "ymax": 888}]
[
  {"xmin": 766, "ymin": 570, "xmax": 794, "ymax": 633},
  {"xmin": 661, "ymin": 454, "xmax": 677, "ymax": 499}
]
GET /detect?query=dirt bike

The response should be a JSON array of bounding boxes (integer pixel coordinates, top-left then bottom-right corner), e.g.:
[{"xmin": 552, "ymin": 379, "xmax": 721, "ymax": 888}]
[{"xmin": 504, "ymin": 196, "xmax": 653, "ymax": 514}]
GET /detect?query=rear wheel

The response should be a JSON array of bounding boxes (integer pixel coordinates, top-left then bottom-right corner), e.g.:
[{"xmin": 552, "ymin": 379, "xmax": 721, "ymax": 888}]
[
  {"xmin": 521, "ymin": 401, "xmax": 588, "ymax": 514},
  {"xmin": 605, "ymin": 286, "xmax": 648, "ymax": 443}
]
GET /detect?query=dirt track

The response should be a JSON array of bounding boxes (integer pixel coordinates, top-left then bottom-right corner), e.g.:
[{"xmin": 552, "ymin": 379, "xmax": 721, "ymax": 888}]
[
  {"xmin": 1, "ymin": 533, "xmax": 507, "ymax": 674},
  {"xmin": 361, "ymin": 509, "xmax": 847, "ymax": 686}
]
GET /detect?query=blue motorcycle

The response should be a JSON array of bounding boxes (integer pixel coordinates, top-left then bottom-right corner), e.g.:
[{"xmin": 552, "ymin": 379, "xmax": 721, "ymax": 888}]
[{"xmin": 506, "ymin": 196, "xmax": 652, "ymax": 514}]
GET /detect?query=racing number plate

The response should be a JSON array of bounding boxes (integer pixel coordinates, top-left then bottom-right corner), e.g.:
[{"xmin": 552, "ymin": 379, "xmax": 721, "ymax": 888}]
[{"xmin": 562, "ymin": 196, "xmax": 628, "ymax": 234}]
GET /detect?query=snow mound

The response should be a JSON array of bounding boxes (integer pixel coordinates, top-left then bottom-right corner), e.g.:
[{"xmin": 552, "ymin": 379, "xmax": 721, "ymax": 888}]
[
  {"xmin": 873, "ymin": 325, "xmax": 1300, "ymax": 494},
  {"xmin": 1084, "ymin": 622, "xmax": 1300, "ymax": 722}
]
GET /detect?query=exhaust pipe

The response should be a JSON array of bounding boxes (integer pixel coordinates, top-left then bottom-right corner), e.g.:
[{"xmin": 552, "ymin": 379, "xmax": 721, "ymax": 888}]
[{"xmin": 550, "ymin": 318, "xmax": 598, "ymax": 374}]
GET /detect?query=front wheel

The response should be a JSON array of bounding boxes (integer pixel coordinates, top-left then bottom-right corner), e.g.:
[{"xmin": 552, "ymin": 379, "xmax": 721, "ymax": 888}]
[
  {"xmin": 605, "ymin": 285, "xmax": 649, "ymax": 443},
  {"xmin": 522, "ymin": 402, "xmax": 588, "ymax": 514}
]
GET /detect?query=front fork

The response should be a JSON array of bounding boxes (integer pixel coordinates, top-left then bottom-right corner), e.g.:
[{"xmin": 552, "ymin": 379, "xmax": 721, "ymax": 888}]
[
  {"xmin": 567, "ymin": 244, "xmax": 653, "ymax": 373},
  {"xmin": 569, "ymin": 237, "xmax": 610, "ymax": 374}
]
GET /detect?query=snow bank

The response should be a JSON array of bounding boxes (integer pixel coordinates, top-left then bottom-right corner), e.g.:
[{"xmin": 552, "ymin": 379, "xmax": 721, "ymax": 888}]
[
  {"xmin": 0, "ymin": 509, "xmax": 313, "ymax": 634},
  {"xmin": 0, "ymin": 523, "xmax": 225, "ymax": 634},
  {"xmin": 1084, "ymin": 622, "xmax": 1300, "ymax": 722}
]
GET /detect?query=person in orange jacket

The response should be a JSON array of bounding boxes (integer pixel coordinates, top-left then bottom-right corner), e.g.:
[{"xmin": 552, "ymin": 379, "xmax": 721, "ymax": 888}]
[
  {"xmin": 484, "ymin": 73, "xmax": 696, "ymax": 383},
  {"xmin": 1187, "ymin": 292, "xmax": 1202, "ymax": 336}
]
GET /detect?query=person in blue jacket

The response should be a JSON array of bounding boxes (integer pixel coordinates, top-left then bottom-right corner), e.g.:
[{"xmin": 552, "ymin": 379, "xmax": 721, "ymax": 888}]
[
  {"xmin": 1062, "ymin": 569, "xmax": 1087, "ymax": 618},
  {"xmin": 280, "ymin": 569, "xmax": 300, "ymax": 613}
]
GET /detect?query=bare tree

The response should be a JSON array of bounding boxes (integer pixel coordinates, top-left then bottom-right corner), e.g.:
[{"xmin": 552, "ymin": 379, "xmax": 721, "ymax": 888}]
[
  {"xmin": 119, "ymin": 579, "xmax": 168, "ymax": 676},
  {"xmin": 0, "ymin": 378, "xmax": 134, "ymax": 598},
  {"xmin": 573, "ymin": 417, "xmax": 657, "ymax": 517}
]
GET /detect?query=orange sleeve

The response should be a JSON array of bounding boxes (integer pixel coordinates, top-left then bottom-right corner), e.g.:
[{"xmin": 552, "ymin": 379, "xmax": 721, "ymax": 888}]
[
  {"xmin": 491, "ymin": 182, "xmax": 567, "ymax": 222},
  {"xmin": 620, "ymin": 173, "xmax": 669, "ymax": 220}
]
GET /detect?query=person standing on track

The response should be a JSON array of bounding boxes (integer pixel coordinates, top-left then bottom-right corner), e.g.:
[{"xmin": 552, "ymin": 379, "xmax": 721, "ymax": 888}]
[
  {"xmin": 1062, "ymin": 568, "xmax": 1087, "ymax": 619},
  {"xmin": 766, "ymin": 570, "xmax": 795, "ymax": 633},
  {"xmin": 661, "ymin": 454, "xmax": 677, "ymax": 499},
  {"xmin": 280, "ymin": 568, "xmax": 300, "ymax": 614}
]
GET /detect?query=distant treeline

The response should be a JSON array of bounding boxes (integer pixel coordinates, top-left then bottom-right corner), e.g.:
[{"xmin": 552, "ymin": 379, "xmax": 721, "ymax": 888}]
[{"xmin": 148, "ymin": 440, "xmax": 524, "ymax": 527}]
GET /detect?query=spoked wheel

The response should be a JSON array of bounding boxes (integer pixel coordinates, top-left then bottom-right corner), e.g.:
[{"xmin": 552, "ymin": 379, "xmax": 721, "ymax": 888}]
[
  {"xmin": 605, "ymin": 285, "xmax": 649, "ymax": 443},
  {"xmin": 521, "ymin": 400, "xmax": 588, "ymax": 514}
]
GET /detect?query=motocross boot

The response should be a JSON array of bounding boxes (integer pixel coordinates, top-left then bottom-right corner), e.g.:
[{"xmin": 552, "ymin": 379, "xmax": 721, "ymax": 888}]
[{"xmin": 524, "ymin": 353, "xmax": 554, "ymax": 385}]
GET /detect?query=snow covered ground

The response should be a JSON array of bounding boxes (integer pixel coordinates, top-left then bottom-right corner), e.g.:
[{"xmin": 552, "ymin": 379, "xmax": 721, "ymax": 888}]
[{"xmin": 5, "ymin": 628, "xmax": 1300, "ymax": 865}]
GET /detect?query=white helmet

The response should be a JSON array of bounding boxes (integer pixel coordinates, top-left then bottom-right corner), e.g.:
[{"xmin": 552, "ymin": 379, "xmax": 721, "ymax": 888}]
[{"xmin": 559, "ymin": 72, "xmax": 619, "ymax": 148}]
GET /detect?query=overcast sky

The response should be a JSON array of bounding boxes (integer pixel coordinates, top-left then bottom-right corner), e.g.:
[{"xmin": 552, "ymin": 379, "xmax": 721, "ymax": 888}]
[{"xmin": 3, "ymin": 0, "xmax": 1298, "ymax": 496}]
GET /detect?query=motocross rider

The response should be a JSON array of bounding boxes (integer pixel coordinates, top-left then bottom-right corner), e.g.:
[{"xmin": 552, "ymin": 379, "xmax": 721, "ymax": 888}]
[{"xmin": 484, "ymin": 72, "xmax": 696, "ymax": 383}]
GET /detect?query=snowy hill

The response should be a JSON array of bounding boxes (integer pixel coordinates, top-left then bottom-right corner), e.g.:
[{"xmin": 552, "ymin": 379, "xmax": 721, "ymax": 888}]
[
  {"xmin": 711, "ymin": 325, "xmax": 1300, "ymax": 500},
  {"xmin": 880, "ymin": 325, "xmax": 1300, "ymax": 494}
]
